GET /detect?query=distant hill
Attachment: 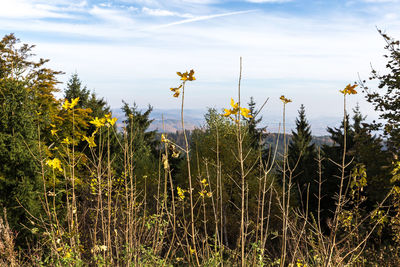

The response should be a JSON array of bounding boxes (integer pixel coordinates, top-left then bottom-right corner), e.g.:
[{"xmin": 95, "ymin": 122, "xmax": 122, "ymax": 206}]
[{"xmin": 111, "ymin": 108, "xmax": 341, "ymax": 137}]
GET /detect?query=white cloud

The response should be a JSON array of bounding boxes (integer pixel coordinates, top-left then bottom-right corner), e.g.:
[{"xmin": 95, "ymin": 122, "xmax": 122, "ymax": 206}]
[
  {"xmin": 0, "ymin": 0, "xmax": 73, "ymax": 19},
  {"xmin": 89, "ymin": 5, "xmax": 136, "ymax": 25},
  {"xmin": 363, "ymin": 0, "xmax": 400, "ymax": 3},
  {"xmin": 1, "ymin": 0, "xmax": 399, "ymax": 119},
  {"xmin": 246, "ymin": 0, "xmax": 293, "ymax": 3},
  {"xmin": 142, "ymin": 7, "xmax": 193, "ymax": 18}
]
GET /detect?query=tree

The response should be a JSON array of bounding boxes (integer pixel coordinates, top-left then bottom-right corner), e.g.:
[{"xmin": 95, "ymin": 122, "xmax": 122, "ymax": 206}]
[
  {"xmin": 361, "ymin": 30, "xmax": 400, "ymax": 154},
  {"xmin": 245, "ymin": 97, "xmax": 267, "ymax": 149},
  {"xmin": 121, "ymin": 102, "xmax": 159, "ymax": 207},
  {"xmin": 288, "ymin": 104, "xmax": 317, "ymax": 211},
  {"xmin": 64, "ymin": 73, "xmax": 110, "ymax": 118},
  {"xmin": 0, "ymin": 34, "xmax": 63, "ymax": 244},
  {"xmin": 0, "ymin": 74, "xmax": 42, "ymax": 244}
]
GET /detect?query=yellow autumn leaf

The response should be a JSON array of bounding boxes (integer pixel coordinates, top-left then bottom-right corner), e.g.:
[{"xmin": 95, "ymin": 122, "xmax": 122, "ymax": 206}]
[
  {"xmin": 177, "ymin": 186, "xmax": 186, "ymax": 200},
  {"xmin": 340, "ymin": 83, "xmax": 358, "ymax": 95},
  {"xmin": 69, "ymin": 97, "xmax": 79, "ymax": 109},
  {"xmin": 62, "ymin": 99, "xmax": 70, "ymax": 110},
  {"xmin": 51, "ymin": 129, "xmax": 58, "ymax": 136},
  {"xmin": 82, "ymin": 135, "xmax": 97, "ymax": 148},
  {"xmin": 61, "ymin": 137, "xmax": 71, "ymax": 145},
  {"xmin": 230, "ymin": 98, "xmax": 239, "ymax": 109},
  {"xmin": 240, "ymin": 107, "xmax": 252, "ymax": 118},
  {"xmin": 280, "ymin": 95, "xmax": 292, "ymax": 104},
  {"xmin": 90, "ymin": 117, "xmax": 105, "ymax": 128},
  {"xmin": 46, "ymin": 158, "xmax": 63, "ymax": 172}
]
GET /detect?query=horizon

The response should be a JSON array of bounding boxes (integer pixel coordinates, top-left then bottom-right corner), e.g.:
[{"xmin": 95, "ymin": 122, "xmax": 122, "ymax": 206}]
[{"xmin": 1, "ymin": 0, "xmax": 400, "ymax": 122}]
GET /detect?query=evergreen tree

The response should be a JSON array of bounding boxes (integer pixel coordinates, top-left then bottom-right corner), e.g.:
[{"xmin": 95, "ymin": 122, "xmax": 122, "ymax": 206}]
[
  {"xmin": 246, "ymin": 97, "xmax": 267, "ymax": 149},
  {"xmin": 362, "ymin": 30, "xmax": 400, "ymax": 154},
  {"xmin": 321, "ymin": 107, "xmax": 390, "ymax": 230},
  {"xmin": 64, "ymin": 73, "xmax": 110, "ymax": 118},
  {"xmin": 121, "ymin": 102, "xmax": 159, "ymax": 209},
  {"xmin": 288, "ymin": 104, "xmax": 317, "ymax": 211},
  {"xmin": 0, "ymin": 34, "xmax": 62, "ymax": 244},
  {"xmin": 0, "ymin": 76, "xmax": 42, "ymax": 243}
]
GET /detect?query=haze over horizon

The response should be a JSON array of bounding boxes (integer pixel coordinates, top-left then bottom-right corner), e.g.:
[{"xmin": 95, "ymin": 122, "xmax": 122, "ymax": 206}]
[{"xmin": 1, "ymin": 0, "xmax": 400, "ymax": 122}]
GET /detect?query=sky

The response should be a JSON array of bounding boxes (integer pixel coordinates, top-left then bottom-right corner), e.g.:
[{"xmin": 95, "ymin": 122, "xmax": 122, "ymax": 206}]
[{"xmin": 1, "ymin": 0, "xmax": 400, "ymax": 129}]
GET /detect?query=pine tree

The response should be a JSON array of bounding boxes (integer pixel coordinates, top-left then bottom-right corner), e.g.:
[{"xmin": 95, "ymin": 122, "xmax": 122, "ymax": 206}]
[
  {"xmin": 245, "ymin": 97, "xmax": 267, "ymax": 149},
  {"xmin": 288, "ymin": 104, "xmax": 317, "ymax": 211},
  {"xmin": 64, "ymin": 73, "xmax": 110, "ymax": 118}
]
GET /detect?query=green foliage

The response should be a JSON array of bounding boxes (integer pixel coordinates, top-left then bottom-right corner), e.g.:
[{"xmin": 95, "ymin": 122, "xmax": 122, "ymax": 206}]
[
  {"xmin": 363, "ymin": 30, "xmax": 400, "ymax": 154},
  {"xmin": 0, "ymin": 78, "xmax": 42, "ymax": 242},
  {"xmin": 245, "ymin": 97, "xmax": 267, "ymax": 150},
  {"xmin": 288, "ymin": 104, "xmax": 317, "ymax": 211}
]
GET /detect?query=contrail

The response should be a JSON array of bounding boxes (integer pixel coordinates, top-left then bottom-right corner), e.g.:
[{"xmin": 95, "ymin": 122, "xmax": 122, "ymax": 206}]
[{"xmin": 147, "ymin": 10, "xmax": 257, "ymax": 30}]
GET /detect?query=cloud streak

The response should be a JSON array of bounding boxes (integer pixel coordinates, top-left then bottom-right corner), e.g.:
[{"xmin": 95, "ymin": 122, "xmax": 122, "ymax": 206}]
[{"xmin": 147, "ymin": 9, "xmax": 257, "ymax": 30}]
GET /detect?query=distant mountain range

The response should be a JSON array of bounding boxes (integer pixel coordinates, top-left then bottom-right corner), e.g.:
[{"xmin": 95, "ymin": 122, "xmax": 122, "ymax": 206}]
[{"xmin": 111, "ymin": 108, "xmax": 343, "ymax": 136}]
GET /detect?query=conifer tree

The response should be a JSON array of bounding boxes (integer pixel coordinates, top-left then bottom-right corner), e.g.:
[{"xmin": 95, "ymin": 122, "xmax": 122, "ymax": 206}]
[
  {"xmin": 246, "ymin": 97, "xmax": 267, "ymax": 149},
  {"xmin": 64, "ymin": 73, "xmax": 110, "ymax": 118},
  {"xmin": 362, "ymin": 30, "xmax": 400, "ymax": 154},
  {"xmin": 288, "ymin": 104, "xmax": 317, "ymax": 211}
]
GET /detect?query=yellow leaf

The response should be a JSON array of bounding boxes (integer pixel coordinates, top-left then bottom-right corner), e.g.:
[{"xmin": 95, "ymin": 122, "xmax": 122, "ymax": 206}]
[
  {"xmin": 61, "ymin": 137, "xmax": 71, "ymax": 145},
  {"xmin": 340, "ymin": 83, "xmax": 358, "ymax": 95},
  {"xmin": 46, "ymin": 158, "xmax": 63, "ymax": 172},
  {"xmin": 82, "ymin": 135, "xmax": 97, "ymax": 148},
  {"xmin": 280, "ymin": 95, "xmax": 292, "ymax": 104},
  {"xmin": 62, "ymin": 99, "xmax": 70, "ymax": 110},
  {"xmin": 51, "ymin": 129, "xmax": 58, "ymax": 136},
  {"xmin": 69, "ymin": 97, "xmax": 79, "ymax": 109},
  {"xmin": 230, "ymin": 98, "xmax": 238, "ymax": 109},
  {"xmin": 177, "ymin": 186, "xmax": 186, "ymax": 200},
  {"xmin": 161, "ymin": 134, "xmax": 168, "ymax": 143},
  {"xmin": 89, "ymin": 117, "xmax": 105, "ymax": 128},
  {"xmin": 240, "ymin": 107, "xmax": 252, "ymax": 118}
]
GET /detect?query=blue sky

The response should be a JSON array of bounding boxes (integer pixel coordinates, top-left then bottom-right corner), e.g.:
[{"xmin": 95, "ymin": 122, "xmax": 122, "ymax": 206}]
[{"xmin": 1, "ymin": 0, "xmax": 400, "ymax": 126}]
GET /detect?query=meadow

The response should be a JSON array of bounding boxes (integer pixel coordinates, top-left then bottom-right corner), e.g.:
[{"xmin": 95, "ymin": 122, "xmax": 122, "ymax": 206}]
[{"xmin": 0, "ymin": 32, "xmax": 400, "ymax": 266}]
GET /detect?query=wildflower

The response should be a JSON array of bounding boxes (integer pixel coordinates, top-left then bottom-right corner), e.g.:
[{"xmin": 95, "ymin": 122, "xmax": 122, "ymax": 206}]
[
  {"xmin": 200, "ymin": 178, "xmax": 208, "ymax": 186},
  {"xmin": 82, "ymin": 135, "xmax": 97, "ymax": 148},
  {"xmin": 177, "ymin": 69, "xmax": 195, "ymax": 81},
  {"xmin": 51, "ymin": 129, "xmax": 58, "ymax": 136},
  {"xmin": 61, "ymin": 137, "xmax": 71, "ymax": 145},
  {"xmin": 177, "ymin": 187, "xmax": 186, "ymax": 200},
  {"xmin": 90, "ymin": 117, "xmax": 106, "ymax": 128},
  {"xmin": 339, "ymin": 84, "xmax": 358, "ymax": 95},
  {"xmin": 46, "ymin": 158, "xmax": 63, "ymax": 172},
  {"xmin": 207, "ymin": 192, "xmax": 212, "ymax": 198},
  {"xmin": 280, "ymin": 95, "xmax": 292, "ymax": 104},
  {"xmin": 170, "ymin": 84, "xmax": 182, "ymax": 98}
]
